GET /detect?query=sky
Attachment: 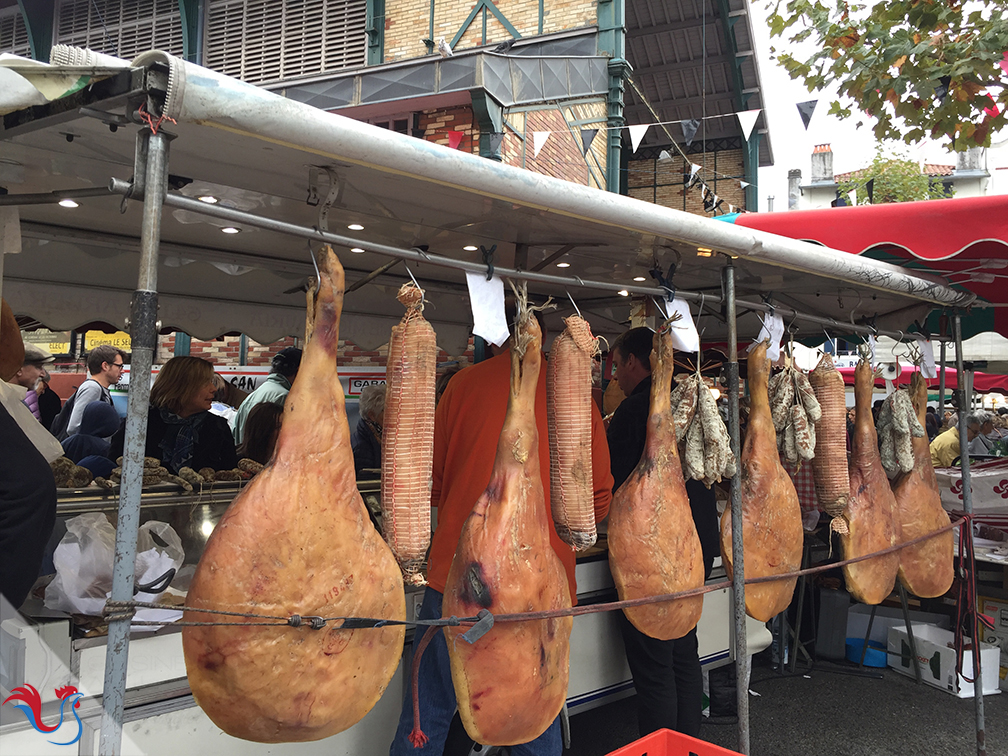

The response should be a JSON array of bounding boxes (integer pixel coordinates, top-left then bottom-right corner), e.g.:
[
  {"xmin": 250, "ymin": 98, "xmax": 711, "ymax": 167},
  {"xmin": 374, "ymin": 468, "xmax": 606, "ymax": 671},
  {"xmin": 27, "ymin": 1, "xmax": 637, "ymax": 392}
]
[{"xmin": 746, "ymin": 1, "xmax": 1008, "ymax": 211}]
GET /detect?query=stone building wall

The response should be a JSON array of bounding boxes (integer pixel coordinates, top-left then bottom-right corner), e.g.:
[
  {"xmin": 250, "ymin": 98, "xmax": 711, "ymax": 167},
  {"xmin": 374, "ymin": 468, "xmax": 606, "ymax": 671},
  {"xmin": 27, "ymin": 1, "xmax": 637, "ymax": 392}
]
[
  {"xmin": 383, "ymin": 0, "xmax": 597, "ymax": 63},
  {"xmin": 627, "ymin": 148, "xmax": 747, "ymax": 215}
]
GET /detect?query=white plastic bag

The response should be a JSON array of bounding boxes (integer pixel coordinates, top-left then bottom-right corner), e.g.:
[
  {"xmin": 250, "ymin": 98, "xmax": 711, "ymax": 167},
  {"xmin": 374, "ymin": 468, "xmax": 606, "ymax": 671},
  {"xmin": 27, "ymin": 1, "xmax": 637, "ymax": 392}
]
[{"xmin": 45, "ymin": 514, "xmax": 185, "ymax": 629}]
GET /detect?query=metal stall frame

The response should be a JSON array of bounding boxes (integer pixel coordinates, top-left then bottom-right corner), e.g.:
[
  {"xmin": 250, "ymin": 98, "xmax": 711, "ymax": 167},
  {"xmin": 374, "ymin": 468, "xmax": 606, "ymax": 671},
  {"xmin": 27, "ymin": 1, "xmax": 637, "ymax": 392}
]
[
  {"xmin": 91, "ymin": 173, "xmax": 975, "ymax": 756},
  {"xmin": 0, "ymin": 52, "xmax": 983, "ymax": 756}
]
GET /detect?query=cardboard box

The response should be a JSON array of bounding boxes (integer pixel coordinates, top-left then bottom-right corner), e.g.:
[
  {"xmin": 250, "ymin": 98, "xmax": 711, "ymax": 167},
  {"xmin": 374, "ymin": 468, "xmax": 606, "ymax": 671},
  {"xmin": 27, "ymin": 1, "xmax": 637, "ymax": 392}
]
[
  {"xmin": 887, "ymin": 623, "xmax": 1001, "ymax": 698},
  {"xmin": 847, "ymin": 603, "xmax": 950, "ymax": 646},
  {"xmin": 979, "ymin": 596, "xmax": 1008, "ymax": 693}
]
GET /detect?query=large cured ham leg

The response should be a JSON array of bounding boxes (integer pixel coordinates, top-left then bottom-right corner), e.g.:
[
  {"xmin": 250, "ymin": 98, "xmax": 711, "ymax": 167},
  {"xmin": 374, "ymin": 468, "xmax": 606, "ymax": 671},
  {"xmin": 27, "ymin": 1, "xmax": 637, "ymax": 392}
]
[
  {"xmin": 608, "ymin": 325, "xmax": 704, "ymax": 640},
  {"xmin": 443, "ymin": 296, "xmax": 572, "ymax": 746},
  {"xmin": 182, "ymin": 247, "xmax": 405, "ymax": 742},
  {"xmin": 842, "ymin": 360, "xmax": 899, "ymax": 605},
  {"xmin": 892, "ymin": 373, "xmax": 953, "ymax": 598},
  {"xmin": 721, "ymin": 341, "xmax": 803, "ymax": 622}
]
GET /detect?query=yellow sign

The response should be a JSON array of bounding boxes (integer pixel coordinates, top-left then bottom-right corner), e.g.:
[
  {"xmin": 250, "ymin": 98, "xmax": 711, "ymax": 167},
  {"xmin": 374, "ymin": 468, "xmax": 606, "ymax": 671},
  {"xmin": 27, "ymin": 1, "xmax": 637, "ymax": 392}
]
[
  {"xmin": 84, "ymin": 330, "xmax": 131, "ymax": 351},
  {"xmin": 21, "ymin": 329, "xmax": 131, "ymax": 355}
]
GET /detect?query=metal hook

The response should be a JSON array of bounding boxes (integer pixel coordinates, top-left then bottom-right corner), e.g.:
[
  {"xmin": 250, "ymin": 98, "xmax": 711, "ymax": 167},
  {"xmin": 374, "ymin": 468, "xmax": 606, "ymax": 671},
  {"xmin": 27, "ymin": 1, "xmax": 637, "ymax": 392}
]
[
  {"xmin": 404, "ymin": 263, "xmax": 424, "ymax": 298},
  {"xmin": 307, "ymin": 243, "xmax": 321, "ymax": 294},
  {"xmin": 480, "ymin": 244, "xmax": 497, "ymax": 281},
  {"xmin": 566, "ymin": 291, "xmax": 583, "ymax": 319}
]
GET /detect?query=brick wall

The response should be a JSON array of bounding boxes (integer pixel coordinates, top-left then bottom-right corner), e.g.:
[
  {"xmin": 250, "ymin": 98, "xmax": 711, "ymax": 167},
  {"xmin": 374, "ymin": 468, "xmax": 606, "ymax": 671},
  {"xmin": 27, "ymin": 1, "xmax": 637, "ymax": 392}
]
[
  {"xmin": 384, "ymin": 0, "xmax": 597, "ymax": 63},
  {"xmin": 513, "ymin": 103, "xmax": 607, "ymax": 187},
  {"xmin": 418, "ymin": 105, "xmax": 478, "ymax": 154},
  {"xmin": 628, "ymin": 148, "xmax": 747, "ymax": 215}
]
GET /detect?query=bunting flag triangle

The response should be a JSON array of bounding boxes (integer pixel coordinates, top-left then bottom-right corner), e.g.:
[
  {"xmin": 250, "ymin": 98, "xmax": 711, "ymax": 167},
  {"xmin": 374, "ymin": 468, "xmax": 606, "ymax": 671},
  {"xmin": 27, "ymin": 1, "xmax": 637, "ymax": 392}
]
[
  {"xmin": 533, "ymin": 131, "xmax": 550, "ymax": 158},
  {"xmin": 580, "ymin": 128, "xmax": 598, "ymax": 156},
  {"xmin": 684, "ymin": 162, "xmax": 702, "ymax": 189},
  {"xmin": 796, "ymin": 100, "xmax": 817, "ymax": 129},
  {"xmin": 739, "ymin": 180, "xmax": 750, "ymax": 189},
  {"xmin": 627, "ymin": 123, "xmax": 649, "ymax": 153},
  {"xmin": 736, "ymin": 109, "xmax": 761, "ymax": 142},
  {"xmin": 681, "ymin": 119, "xmax": 700, "ymax": 147},
  {"xmin": 447, "ymin": 131, "xmax": 464, "ymax": 150}
]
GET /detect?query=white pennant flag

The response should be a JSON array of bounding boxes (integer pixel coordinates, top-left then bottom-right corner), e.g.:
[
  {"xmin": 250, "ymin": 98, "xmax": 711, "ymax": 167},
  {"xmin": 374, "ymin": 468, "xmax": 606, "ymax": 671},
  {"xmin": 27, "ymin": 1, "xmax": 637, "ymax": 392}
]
[
  {"xmin": 736, "ymin": 109, "xmax": 761, "ymax": 142},
  {"xmin": 915, "ymin": 334, "xmax": 937, "ymax": 379},
  {"xmin": 656, "ymin": 297, "xmax": 700, "ymax": 353},
  {"xmin": 739, "ymin": 180, "xmax": 750, "ymax": 189},
  {"xmin": 751, "ymin": 311, "xmax": 785, "ymax": 362},
  {"xmin": 533, "ymin": 131, "xmax": 550, "ymax": 158},
  {"xmin": 627, "ymin": 123, "xmax": 649, "ymax": 153}
]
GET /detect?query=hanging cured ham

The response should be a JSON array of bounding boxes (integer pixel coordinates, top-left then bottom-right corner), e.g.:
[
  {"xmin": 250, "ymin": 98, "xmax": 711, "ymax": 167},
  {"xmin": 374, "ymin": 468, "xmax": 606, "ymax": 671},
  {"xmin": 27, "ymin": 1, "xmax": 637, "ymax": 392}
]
[
  {"xmin": 443, "ymin": 293, "xmax": 572, "ymax": 746},
  {"xmin": 608, "ymin": 325, "xmax": 704, "ymax": 640},
  {"xmin": 721, "ymin": 341, "xmax": 803, "ymax": 622},
  {"xmin": 842, "ymin": 360, "xmax": 899, "ymax": 605},
  {"xmin": 891, "ymin": 373, "xmax": 954, "ymax": 598},
  {"xmin": 182, "ymin": 247, "xmax": 405, "ymax": 742}
]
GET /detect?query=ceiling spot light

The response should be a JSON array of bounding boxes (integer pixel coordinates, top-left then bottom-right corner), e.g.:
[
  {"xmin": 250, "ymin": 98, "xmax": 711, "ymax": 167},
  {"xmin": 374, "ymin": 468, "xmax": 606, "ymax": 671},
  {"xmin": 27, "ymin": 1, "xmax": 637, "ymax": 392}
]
[
  {"xmin": 348, "ymin": 223, "xmax": 365, "ymax": 231},
  {"xmin": 709, "ymin": 387, "xmax": 721, "ymax": 401},
  {"xmin": 463, "ymin": 245, "xmax": 479, "ymax": 252},
  {"xmin": 618, "ymin": 289, "xmax": 629, "ymax": 297},
  {"xmin": 197, "ymin": 195, "xmax": 218, "ymax": 204},
  {"xmin": 221, "ymin": 226, "xmax": 241, "ymax": 234},
  {"xmin": 58, "ymin": 199, "xmax": 79, "ymax": 208},
  {"xmin": 351, "ymin": 247, "xmax": 365, "ymax": 254},
  {"xmin": 633, "ymin": 276, "xmax": 646, "ymax": 282},
  {"xmin": 201, "ymin": 520, "xmax": 214, "ymax": 537},
  {"xmin": 556, "ymin": 261, "xmax": 571, "ymax": 268}
]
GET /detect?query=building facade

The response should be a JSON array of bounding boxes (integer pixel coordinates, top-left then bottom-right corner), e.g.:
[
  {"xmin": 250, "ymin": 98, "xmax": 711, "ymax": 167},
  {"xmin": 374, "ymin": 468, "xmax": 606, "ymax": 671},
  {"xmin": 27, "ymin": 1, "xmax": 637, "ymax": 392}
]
[{"xmin": 2, "ymin": 0, "xmax": 771, "ymax": 365}]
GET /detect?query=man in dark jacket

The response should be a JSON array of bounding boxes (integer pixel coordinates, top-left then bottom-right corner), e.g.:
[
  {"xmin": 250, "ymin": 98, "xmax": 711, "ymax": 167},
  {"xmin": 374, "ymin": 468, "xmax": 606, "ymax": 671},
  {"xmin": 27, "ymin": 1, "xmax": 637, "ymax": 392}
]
[{"xmin": 606, "ymin": 327, "xmax": 720, "ymax": 739}]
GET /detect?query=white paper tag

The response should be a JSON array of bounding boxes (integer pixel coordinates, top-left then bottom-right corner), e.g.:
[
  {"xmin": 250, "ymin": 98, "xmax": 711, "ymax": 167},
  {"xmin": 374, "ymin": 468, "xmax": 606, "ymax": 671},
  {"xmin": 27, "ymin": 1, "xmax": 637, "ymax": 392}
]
[
  {"xmin": 867, "ymin": 334, "xmax": 876, "ymax": 363},
  {"xmin": 465, "ymin": 272, "xmax": 510, "ymax": 347},
  {"xmin": 915, "ymin": 334, "xmax": 937, "ymax": 379},
  {"xmin": 657, "ymin": 297, "xmax": 700, "ymax": 353},
  {"xmin": 754, "ymin": 312, "xmax": 785, "ymax": 362}
]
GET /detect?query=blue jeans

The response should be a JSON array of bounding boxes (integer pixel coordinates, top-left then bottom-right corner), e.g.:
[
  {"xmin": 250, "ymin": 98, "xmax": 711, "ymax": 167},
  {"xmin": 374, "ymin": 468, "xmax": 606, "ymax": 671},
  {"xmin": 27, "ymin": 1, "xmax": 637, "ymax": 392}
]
[{"xmin": 388, "ymin": 587, "xmax": 562, "ymax": 756}]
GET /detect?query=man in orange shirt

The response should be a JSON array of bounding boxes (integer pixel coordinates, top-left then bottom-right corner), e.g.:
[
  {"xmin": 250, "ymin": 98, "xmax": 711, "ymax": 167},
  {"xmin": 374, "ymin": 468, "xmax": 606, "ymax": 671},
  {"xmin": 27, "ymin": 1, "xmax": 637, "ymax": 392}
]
[{"xmin": 389, "ymin": 320, "xmax": 613, "ymax": 756}]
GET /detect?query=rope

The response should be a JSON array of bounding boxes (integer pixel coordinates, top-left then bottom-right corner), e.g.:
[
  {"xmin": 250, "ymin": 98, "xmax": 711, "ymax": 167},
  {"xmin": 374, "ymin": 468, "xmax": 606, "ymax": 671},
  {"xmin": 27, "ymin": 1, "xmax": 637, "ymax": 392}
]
[
  {"xmin": 137, "ymin": 103, "xmax": 177, "ymax": 136},
  {"xmin": 103, "ymin": 514, "xmax": 964, "ymax": 629},
  {"xmin": 953, "ymin": 512, "xmax": 996, "ymax": 688}
]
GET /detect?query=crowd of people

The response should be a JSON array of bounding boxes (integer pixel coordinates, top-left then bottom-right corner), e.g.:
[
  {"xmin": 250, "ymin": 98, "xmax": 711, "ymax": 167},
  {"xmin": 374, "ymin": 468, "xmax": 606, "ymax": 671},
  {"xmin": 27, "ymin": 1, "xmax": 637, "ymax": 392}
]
[{"xmin": 0, "ymin": 317, "xmax": 305, "ymax": 608}]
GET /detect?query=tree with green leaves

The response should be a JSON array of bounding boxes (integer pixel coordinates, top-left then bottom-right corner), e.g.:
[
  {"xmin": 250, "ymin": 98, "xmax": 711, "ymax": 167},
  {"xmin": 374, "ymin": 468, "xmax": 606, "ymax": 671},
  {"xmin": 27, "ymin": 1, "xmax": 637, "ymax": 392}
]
[
  {"xmin": 838, "ymin": 145, "xmax": 954, "ymax": 203},
  {"xmin": 767, "ymin": 0, "xmax": 1008, "ymax": 150}
]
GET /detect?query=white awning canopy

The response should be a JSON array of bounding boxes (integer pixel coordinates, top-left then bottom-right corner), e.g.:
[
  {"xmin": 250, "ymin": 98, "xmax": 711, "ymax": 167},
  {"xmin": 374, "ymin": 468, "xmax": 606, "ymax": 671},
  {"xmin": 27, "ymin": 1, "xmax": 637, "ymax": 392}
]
[{"xmin": 0, "ymin": 50, "xmax": 970, "ymax": 353}]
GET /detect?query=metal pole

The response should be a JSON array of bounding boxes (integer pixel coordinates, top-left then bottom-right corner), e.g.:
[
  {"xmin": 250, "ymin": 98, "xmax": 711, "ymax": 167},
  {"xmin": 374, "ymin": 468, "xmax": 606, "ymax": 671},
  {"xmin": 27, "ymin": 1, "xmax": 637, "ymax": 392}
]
[
  {"xmin": 98, "ymin": 129, "xmax": 170, "ymax": 756},
  {"xmin": 954, "ymin": 312, "xmax": 985, "ymax": 756},
  {"xmin": 939, "ymin": 339, "xmax": 947, "ymax": 418},
  {"xmin": 723, "ymin": 260, "xmax": 749, "ymax": 755},
  {"xmin": 103, "ymin": 181, "xmax": 969, "ymax": 342}
]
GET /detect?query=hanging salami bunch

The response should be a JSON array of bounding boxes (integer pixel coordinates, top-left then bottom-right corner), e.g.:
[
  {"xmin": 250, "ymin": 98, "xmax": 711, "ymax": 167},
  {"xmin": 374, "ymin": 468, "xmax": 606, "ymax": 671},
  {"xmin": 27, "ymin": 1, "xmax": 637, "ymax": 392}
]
[
  {"xmin": 768, "ymin": 362, "xmax": 822, "ymax": 466},
  {"xmin": 672, "ymin": 365, "xmax": 736, "ymax": 487}
]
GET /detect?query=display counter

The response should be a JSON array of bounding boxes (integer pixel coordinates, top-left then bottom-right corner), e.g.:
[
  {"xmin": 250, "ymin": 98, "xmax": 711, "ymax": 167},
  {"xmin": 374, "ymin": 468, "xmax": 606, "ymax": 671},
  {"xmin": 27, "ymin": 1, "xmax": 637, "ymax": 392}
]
[{"xmin": 1, "ymin": 481, "xmax": 768, "ymax": 755}]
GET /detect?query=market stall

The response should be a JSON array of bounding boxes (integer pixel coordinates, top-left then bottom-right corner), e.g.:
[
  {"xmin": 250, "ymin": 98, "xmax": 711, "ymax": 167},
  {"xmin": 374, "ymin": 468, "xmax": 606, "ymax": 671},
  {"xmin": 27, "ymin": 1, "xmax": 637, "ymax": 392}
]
[{"xmin": 0, "ymin": 48, "xmax": 987, "ymax": 756}]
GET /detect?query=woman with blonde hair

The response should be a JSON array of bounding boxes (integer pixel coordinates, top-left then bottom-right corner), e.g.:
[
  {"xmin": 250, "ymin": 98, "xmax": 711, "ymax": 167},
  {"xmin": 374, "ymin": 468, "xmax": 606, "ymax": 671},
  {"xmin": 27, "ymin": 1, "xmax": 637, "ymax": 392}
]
[{"xmin": 110, "ymin": 356, "xmax": 238, "ymax": 474}]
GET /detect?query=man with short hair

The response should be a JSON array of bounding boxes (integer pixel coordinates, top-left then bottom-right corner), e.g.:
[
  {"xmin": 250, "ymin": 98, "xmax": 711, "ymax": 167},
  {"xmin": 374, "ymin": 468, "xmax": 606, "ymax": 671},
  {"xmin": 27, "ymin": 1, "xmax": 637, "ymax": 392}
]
[
  {"xmin": 8, "ymin": 342, "xmax": 55, "ymax": 421},
  {"xmin": 64, "ymin": 345, "xmax": 124, "ymax": 437},
  {"xmin": 230, "ymin": 347, "xmax": 302, "ymax": 445},
  {"xmin": 606, "ymin": 326, "xmax": 720, "ymax": 740},
  {"xmin": 351, "ymin": 383, "xmax": 385, "ymax": 479},
  {"xmin": 967, "ymin": 410, "xmax": 998, "ymax": 456},
  {"xmin": 930, "ymin": 411, "xmax": 982, "ymax": 468}
]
